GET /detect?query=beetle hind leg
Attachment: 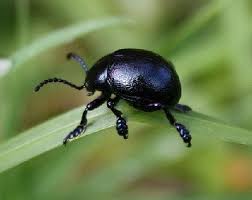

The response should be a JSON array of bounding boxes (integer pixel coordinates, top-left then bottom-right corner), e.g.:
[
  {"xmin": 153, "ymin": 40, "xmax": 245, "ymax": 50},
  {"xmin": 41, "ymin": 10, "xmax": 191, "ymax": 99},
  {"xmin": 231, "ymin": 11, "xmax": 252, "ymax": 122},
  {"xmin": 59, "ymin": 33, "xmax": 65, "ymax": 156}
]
[
  {"xmin": 107, "ymin": 97, "xmax": 128, "ymax": 139},
  {"xmin": 63, "ymin": 93, "xmax": 109, "ymax": 145},
  {"xmin": 164, "ymin": 108, "xmax": 192, "ymax": 147},
  {"xmin": 174, "ymin": 104, "xmax": 192, "ymax": 113}
]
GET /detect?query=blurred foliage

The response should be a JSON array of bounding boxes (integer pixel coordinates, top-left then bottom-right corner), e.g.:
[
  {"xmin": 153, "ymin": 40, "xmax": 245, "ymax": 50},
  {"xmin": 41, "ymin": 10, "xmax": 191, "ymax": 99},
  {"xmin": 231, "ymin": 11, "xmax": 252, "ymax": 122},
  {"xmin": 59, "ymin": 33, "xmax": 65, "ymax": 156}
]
[{"xmin": 0, "ymin": 0, "xmax": 252, "ymax": 199}]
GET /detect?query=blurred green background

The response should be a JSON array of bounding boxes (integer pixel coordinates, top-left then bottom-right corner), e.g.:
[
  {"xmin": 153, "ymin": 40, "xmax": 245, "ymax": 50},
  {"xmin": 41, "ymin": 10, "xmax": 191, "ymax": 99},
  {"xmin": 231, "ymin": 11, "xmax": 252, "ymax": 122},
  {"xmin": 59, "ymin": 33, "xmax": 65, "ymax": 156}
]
[{"xmin": 1, "ymin": 0, "xmax": 252, "ymax": 199}]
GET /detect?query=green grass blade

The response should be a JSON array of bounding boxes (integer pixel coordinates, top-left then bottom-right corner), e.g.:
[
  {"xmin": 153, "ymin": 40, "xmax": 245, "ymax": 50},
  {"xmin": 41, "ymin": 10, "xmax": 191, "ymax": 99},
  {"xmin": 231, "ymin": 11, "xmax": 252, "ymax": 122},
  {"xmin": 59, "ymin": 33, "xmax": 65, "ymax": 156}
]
[
  {"xmin": 0, "ymin": 104, "xmax": 251, "ymax": 174},
  {"xmin": 0, "ymin": 106, "xmax": 111, "ymax": 173},
  {"xmin": 10, "ymin": 17, "xmax": 133, "ymax": 68}
]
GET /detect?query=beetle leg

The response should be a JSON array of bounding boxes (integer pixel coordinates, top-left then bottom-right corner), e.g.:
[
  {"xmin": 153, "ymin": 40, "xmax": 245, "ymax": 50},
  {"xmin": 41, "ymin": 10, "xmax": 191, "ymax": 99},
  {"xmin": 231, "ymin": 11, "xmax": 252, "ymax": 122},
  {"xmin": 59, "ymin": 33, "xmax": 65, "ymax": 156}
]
[
  {"xmin": 34, "ymin": 78, "xmax": 85, "ymax": 92},
  {"xmin": 63, "ymin": 93, "xmax": 109, "ymax": 145},
  {"xmin": 174, "ymin": 104, "xmax": 192, "ymax": 113},
  {"xmin": 107, "ymin": 97, "xmax": 128, "ymax": 139},
  {"xmin": 164, "ymin": 108, "xmax": 192, "ymax": 147}
]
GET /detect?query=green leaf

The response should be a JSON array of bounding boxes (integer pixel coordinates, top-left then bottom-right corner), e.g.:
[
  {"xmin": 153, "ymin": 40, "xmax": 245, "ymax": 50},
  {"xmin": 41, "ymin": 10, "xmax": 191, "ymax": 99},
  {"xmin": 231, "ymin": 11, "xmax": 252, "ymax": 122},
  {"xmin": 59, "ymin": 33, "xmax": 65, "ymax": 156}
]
[
  {"xmin": 9, "ymin": 17, "xmax": 133, "ymax": 68},
  {"xmin": 0, "ymin": 103, "xmax": 252, "ymax": 174}
]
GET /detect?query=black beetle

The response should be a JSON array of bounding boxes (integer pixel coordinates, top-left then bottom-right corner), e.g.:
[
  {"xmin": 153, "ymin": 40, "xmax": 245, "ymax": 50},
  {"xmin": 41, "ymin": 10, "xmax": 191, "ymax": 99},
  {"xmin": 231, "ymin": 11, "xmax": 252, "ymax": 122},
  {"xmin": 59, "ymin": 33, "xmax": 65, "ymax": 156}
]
[{"xmin": 35, "ymin": 49, "xmax": 192, "ymax": 147}]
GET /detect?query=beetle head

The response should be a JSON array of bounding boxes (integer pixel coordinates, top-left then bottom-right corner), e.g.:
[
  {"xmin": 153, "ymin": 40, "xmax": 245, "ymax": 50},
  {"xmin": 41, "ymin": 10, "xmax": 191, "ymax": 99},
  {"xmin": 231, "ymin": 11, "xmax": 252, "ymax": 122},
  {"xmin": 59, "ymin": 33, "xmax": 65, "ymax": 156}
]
[
  {"xmin": 67, "ymin": 52, "xmax": 110, "ymax": 95},
  {"xmin": 84, "ymin": 66, "xmax": 108, "ymax": 95}
]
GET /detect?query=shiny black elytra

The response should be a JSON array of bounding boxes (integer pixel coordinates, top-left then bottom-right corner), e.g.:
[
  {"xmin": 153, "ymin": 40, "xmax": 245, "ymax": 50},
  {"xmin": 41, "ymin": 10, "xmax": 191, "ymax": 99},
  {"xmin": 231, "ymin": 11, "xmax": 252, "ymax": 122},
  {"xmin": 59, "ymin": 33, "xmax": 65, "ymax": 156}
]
[{"xmin": 35, "ymin": 49, "xmax": 192, "ymax": 147}]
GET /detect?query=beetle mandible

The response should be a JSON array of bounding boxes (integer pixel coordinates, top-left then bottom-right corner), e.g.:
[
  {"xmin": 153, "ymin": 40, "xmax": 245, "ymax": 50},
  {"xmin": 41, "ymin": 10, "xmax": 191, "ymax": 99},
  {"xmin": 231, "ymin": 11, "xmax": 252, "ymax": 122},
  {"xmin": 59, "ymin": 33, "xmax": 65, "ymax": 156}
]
[{"xmin": 35, "ymin": 49, "xmax": 192, "ymax": 147}]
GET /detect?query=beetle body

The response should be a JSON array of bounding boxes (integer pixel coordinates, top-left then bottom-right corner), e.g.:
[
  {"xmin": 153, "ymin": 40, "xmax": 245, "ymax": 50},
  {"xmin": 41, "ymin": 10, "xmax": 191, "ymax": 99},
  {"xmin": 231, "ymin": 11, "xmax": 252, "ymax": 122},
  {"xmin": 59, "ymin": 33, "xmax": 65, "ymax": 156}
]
[
  {"xmin": 86, "ymin": 49, "xmax": 181, "ymax": 110},
  {"xmin": 35, "ymin": 48, "xmax": 192, "ymax": 147}
]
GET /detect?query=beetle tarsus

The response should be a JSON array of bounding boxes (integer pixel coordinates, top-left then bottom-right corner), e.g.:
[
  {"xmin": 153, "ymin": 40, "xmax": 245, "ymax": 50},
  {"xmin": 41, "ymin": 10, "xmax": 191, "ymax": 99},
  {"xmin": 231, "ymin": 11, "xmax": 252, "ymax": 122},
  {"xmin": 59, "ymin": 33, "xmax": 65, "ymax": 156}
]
[
  {"xmin": 116, "ymin": 117, "xmax": 128, "ymax": 139},
  {"xmin": 62, "ymin": 93, "xmax": 108, "ymax": 145},
  {"xmin": 107, "ymin": 97, "xmax": 128, "ymax": 139},
  {"xmin": 123, "ymin": 134, "xmax": 128, "ymax": 139},
  {"xmin": 174, "ymin": 123, "xmax": 192, "ymax": 147},
  {"xmin": 63, "ymin": 125, "xmax": 86, "ymax": 145}
]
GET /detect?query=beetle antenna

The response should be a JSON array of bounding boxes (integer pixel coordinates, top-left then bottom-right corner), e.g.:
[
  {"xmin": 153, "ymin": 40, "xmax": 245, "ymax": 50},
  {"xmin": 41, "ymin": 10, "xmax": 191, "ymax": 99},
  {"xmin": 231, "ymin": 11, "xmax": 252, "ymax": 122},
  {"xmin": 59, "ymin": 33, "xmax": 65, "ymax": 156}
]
[
  {"xmin": 67, "ymin": 52, "xmax": 89, "ymax": 73},
  {"xmin": 34, "ymin": 78, "xmax": 85, "ymax": 92}
]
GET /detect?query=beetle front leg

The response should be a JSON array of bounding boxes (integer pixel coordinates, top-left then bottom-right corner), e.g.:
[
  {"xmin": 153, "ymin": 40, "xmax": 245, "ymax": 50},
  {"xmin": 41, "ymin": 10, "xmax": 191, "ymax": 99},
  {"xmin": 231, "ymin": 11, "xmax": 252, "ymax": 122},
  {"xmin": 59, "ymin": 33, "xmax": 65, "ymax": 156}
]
[
  {"xmin": 63, "ymin": 93, "xmax": 109, "ymax": 145},
  {"xmin": 107, "ymin": 97, "xmax": 128, "ymax": 139},
  {"xmin": 164, "ymin": 108, "xmax": 192, "ymax": 147}
]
